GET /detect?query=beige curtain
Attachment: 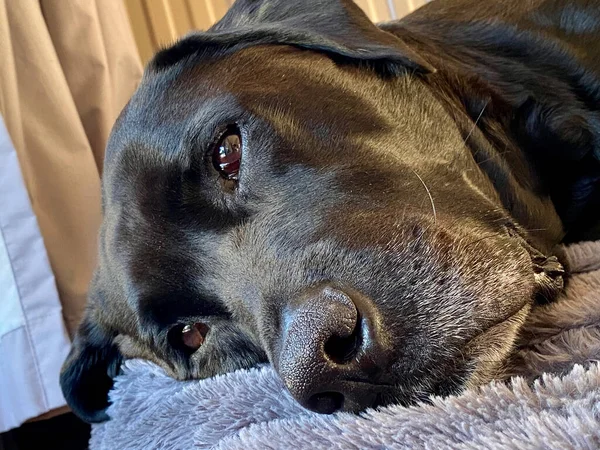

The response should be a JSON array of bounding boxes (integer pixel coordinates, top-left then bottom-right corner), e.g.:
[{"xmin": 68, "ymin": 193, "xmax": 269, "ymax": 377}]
[{"xmin": 0, "ymin": 0, "xmax": 143, "ymax": 337}]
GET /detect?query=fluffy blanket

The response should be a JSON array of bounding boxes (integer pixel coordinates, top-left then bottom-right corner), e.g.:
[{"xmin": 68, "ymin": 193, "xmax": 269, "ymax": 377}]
[{"xmin": 91, "ymin": 241, "xmax": 600, "ymax": 449}]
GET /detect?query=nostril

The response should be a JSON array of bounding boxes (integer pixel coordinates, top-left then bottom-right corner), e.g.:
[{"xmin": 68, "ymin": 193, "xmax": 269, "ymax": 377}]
[
  {"xmin": 323, "ymin": 315, "xmax": 362, "ymax": 364},
  {"xmin": 307, "ymin": 392, "xmax": 345, "ymax": 414}
]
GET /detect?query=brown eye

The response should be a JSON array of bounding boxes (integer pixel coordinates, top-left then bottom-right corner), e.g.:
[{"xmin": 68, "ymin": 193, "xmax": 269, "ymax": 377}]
[
  {"xmin": 212, "ymin": 126, "xmax": 241, "ymax": 180},
  {"xmin": 180, "ymin": 323, "xmax": 209, "ymax": 351}
]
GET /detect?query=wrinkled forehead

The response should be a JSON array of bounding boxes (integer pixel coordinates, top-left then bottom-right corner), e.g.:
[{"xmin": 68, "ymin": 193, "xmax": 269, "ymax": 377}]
[
  {"xmin": 106, "ymin": 45, "xmax": 394, "ymax": 167},
  {"xmin": 100, "ymin": 46, "xmax": 377, "ymax": 292}
]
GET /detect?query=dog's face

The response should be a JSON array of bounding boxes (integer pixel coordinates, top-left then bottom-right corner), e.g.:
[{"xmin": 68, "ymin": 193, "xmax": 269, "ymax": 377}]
[{"xmin": 61, "ymin": 0, "xmax": 562, "ymax": 423}]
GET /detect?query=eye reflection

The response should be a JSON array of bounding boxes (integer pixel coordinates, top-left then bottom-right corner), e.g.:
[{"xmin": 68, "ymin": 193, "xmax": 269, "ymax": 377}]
[{"xmin": 180, "ymin": 323, "xmax": 209, "ymax": 351}]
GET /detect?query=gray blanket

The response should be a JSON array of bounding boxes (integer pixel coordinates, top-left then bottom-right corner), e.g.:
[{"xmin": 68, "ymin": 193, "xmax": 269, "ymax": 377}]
[{"xmin": 91, "ymin": 241, "xmax": 600, "ymax": 449}]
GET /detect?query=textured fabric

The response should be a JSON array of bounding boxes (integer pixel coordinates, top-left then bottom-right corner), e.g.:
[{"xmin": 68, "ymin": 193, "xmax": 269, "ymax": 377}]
[
  {"xmin": 508, "ymin": 241, "xmax": 600, "ymax": 379},
  {"xmin": 91, "ymin": 240, "xmax": 600, "ymax": 449},
  {"xmin": 0, "ymin": 0, "xmax": 142, "ymax": 429},
  {"xmin": 0, "ymin": 117, "xmax": 70, "ymax": 432}
]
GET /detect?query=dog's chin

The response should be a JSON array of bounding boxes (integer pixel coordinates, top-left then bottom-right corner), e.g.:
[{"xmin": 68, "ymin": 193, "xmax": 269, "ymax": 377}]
[
  {"xmin": 367, "ymin": 370, "xmax": 468, "ymax": 411},
  {"xmin": 363, "ymin": 302, "xmax": 532, "ymax": 412},
  {"xmin": 463, "ymin": 301, "xmax": 532, "ymax": 388}
]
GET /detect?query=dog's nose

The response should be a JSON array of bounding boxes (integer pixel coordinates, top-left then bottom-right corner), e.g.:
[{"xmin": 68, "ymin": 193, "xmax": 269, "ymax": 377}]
[{"xmin": 277, "ymin": 286, "xmax": 385, "ymax": 414}]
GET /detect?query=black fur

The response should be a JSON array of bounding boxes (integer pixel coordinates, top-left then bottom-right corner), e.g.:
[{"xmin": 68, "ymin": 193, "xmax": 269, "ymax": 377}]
[
  {"xmin": 59, "ymin": 312, "xmax": 122, "ymax": 423},
  {"xmin": 151, "ymin": 0, "xmax": 434, "ymax": 74},
  {"xmin": 61, "ymin": 0, "xmax": 599, "ymax": 422}
]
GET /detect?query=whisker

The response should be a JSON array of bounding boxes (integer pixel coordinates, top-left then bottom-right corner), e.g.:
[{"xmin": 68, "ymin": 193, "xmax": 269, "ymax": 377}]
[
  {"xmin": 464, "ymin": 99, "xmax": 490, "ymax": 144},
  {"xmin": 487, "ymin": 216, "xmax": 510, "ymax": 222},
  {"xmin": 476, "ymin": 150, "xmax": 509, "ymax": 166},
  {"xmin": 411, "ymin": 168, "xmax": 437, "ymax": 224}
]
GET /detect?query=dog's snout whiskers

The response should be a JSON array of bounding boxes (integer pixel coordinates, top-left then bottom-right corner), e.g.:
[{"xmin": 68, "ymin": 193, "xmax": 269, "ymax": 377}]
[{"xmin": 411, "ymin": 168, "xmax": 437, "ymax": 224}]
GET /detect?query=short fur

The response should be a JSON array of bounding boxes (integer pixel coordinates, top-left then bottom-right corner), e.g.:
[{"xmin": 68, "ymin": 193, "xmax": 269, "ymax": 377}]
[{"xmin": 61, "ymin": 0, "xmax": 600, "ymax": 422}]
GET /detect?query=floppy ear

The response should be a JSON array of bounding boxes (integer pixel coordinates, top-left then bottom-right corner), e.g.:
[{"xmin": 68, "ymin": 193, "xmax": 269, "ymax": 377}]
[
  {"xmin": 151, "ymin": 0, "xmax": 434, "ymax": 75},
  {"xmin": 60, "ymin": 310, "xmax": 122, "ymax": 423},
  {"xmin": 506, "ymin": 226, "xmax": 565, "ymax": 304}
]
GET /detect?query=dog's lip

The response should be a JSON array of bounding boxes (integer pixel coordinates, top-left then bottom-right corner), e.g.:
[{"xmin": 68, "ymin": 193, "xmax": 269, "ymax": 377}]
[
  {"xmin": 466, "ymin": 300, "xmax": 531, "ymax": 346},
  {"xmin": 343, "ymin": 378, "xmax": 395, "ymax": 390}
]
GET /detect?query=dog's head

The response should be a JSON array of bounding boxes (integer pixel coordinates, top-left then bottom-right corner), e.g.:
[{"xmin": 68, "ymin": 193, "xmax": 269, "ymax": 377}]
[{"xmin": 61, "ymin": 0, "xmax": 564, "ymax": 423}]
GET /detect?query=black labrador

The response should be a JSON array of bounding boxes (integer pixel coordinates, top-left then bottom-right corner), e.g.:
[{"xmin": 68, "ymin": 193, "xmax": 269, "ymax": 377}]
[{"xmin": 61, "ymin": 0, "xmax": 600, "ymax": 423}]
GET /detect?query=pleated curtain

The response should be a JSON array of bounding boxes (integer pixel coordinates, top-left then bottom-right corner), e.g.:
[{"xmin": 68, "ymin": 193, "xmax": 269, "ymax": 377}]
[{"xmin": 0, "ymin": 0, "xmax": 142, "ymax": 431}]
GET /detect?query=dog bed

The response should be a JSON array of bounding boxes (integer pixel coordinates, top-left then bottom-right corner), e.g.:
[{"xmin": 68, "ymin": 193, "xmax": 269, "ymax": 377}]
[{"xmin": 90, "ymin": 240, "xmax": 600, "ymax": 449}]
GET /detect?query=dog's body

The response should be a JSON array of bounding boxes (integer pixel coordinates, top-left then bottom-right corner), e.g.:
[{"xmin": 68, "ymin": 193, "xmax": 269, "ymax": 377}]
[{"xmin": 61, "ymin": 0, "xmax": 600, "ymax": 423}]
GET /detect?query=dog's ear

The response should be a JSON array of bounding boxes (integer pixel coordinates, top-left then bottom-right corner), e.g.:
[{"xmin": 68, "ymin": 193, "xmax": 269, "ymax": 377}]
[
  {"xmin": 506, "ymin": 226, "xmax": 566, "ymax": 304},
  {"xmin": 151, "ymin": 0, "xmax": 434, "ymax": 75},
  {"xmin": 60, "ymin": 305, "xmax": 122, "ymax": 423}
]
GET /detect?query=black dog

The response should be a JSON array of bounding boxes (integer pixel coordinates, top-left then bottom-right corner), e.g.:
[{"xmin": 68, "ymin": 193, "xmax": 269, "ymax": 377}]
[{"xmin": 61, "ymin": 0, "xmax": 600, "ymax": 423}]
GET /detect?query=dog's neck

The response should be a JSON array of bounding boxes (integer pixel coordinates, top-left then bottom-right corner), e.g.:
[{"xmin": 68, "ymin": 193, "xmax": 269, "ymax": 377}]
[{"xmin": 380, "ymin": 7, "xmax": 600, "ymax": 246}]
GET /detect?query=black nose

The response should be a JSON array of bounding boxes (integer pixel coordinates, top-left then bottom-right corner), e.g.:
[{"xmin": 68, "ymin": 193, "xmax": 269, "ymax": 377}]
[{"xmin": 277, "ymin": 286, "xmax": 387, "ymax": 414}]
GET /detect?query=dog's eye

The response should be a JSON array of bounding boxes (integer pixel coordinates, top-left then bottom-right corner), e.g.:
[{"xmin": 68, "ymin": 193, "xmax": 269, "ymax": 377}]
[
  {"xmin": 212, "ymin": 126, "xmax": 241, "ymax": 180},
  {"xmin": 169, "ymin": 323, "xmax": 209, "ymax": 351}
]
